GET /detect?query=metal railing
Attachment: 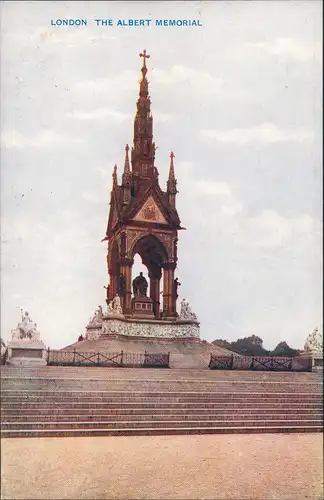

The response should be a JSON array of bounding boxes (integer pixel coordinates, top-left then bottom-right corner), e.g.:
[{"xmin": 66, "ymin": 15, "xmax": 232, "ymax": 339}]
[
  {"xmin": 47, "ymin": 349, "xmax": 170, "ymax": 368},
  {"xmin": 209, "ymin": 354, "xmax": 312, "ymax": 372}
]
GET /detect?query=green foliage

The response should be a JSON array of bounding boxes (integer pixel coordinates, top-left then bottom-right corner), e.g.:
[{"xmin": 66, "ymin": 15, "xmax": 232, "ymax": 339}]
[
  {"xmin": 271, "ymin": 341, "xmax": 300, "ymax": 357},
  {"xmin": 230, "ymin": 335, "xmax": 270, "ymax": 356},
  {"xmin": 212, "ymin": 336, "xmax": 299, "ymax": 357}
]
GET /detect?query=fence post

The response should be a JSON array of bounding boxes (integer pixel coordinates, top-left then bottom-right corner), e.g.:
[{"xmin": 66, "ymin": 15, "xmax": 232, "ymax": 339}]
[
  {"xmin": 47, "ymin": 347, "xmax": 50, "ymax": 364},
  {"xmin": 73, "ymin": 348, "xmax": 76, "ymax": 364},
  {"xmin": 231, "ymin": 353, "xmax": 234, "ymax": 369},
  {"xmin": 168, "ymin": 352, "xmax": 170, "ymax": 368},
  {"xmin": 250, "ymin": 356, "xmax": 254, "ymax": 370},
  {"xmin": 120, "ymin": 350, "xmax": 124, "ymax": 366}
]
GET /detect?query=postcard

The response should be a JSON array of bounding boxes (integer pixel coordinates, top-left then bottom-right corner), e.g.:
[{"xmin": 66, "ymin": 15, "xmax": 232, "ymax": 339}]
[{"xmin": 1, "ymin": 1, "xmax": 322, "ymax": 500}]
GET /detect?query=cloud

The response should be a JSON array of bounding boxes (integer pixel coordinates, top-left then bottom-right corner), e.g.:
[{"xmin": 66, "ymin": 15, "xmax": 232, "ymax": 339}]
[
  {"xmin": 246, "ymin": 38, "xmax": 322, "ymax": 62},
  {"xmin": 154, "ymin": 111, "xmax": 174, "ymax": 123},
  {"xmin": 39, "ymin": 30, "xmax": 118, "ymax": 47},
  {"xmin": 66, "ymin": 108, "xmax": 131, "ymax": 122},
  {"xmin": 72, "ymin": 71, "xmax": 138, "ymax": 97},
  {"xmin": 177, "ymin": 162, "xmax": 242, "ymax": 218},
  {"xmin": 81, "ymin": 191, "xmax": 106, "ymax": 204},
  {"xmin": 1, "ymin": 130, "xmax": 83, "ymax": 149},
  {"xmin": 152, "ymin": 65, "xmax": 224, "ymax": 91},
  {"xmin": 195, "ymin": 180, "xmax": 231, "ymax": 196},
  {"xmin": 201, "ymin": 123, "xmax": 314, "ymax": 145},
  {"xmin": 2, "ymin": 28, "xmax": 118, "ymax": 49},
  {"xmin": 235, "ymin": 210, "xmax": 318, "ymax": 250},
  {"xmin": 177, "ymin": 160, "xmax": 319, "ymax": 250}
]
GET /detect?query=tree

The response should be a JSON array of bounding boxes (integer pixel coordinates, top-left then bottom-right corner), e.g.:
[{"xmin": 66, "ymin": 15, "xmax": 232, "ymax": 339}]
[
  {"xmin": 271, "ymin": 341, "xmax": 299, "ymax": 357},
  {"xmin": 230, "ymin": 335, "xmax": 270, "ymax": 356}
]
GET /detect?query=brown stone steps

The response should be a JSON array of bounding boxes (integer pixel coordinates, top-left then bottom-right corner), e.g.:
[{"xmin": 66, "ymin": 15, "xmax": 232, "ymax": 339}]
[
  {"xmin": 3, "ymin": 375, "xmax": 320, "ymax": 383},
  {"xmin": 2, "ymin": 401, "xmax": 322, "ymax": 410},
  {"xmin": 2, "ymin": 367, "xmax": 321, "ymax": 379},
  {"xmin": 2, "ymin": 395, "xmax": 321, "ymax": 404},
  {"xmin": 2, "ymin": 418, "xmax": 322, "ymax": 431},
  {"xmin": 4, "ymin": 412, "xmax": 322, "ymax": 422},
  {"xmin": 1, "ymin": 368, "xmax": 322, "ymax": 437},
  {"xmin": 3, "ymin": 376, "xmax": 320, "ymax": 382},
  {"xmin": 2, "ymin": 407, "xmax": 320, "ymax": 416},
  {"xmin": 2, "ymin": 371, "xmax": 321, "ymax": 380},
  {"xmin": 1, "ymin": 390, "xmax": 322, "ymax": 398},
  {"xmin": 1, "ymin": 425, "xmax": 322, "ymax": 438},
  {"xmin": 2, "ymin": 382, "xmax": 321, "ymax": 394}
]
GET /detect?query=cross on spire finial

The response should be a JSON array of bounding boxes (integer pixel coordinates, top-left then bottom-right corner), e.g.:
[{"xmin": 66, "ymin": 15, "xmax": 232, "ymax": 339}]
[{"xmin": 139, "ymin": 49, "xmax": 150, "ymax": 67}]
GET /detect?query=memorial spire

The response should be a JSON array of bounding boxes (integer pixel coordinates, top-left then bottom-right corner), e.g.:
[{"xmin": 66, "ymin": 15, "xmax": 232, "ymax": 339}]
[
  {"xmin": 123, "ymin": 144, "xmax": 131, "ymax": 176},
  {"xmin": 167, "ymin": 151, "xmax": 177, "ymax": 208},
  {"xmin": 131, "ymin": 49, "xmax": 157, "ymax": 181},
  {"xmin": 122, "ymin": 144, "xmax": 131, "ymax": 205},
  {"xmin": 112, "ymin": 164, "xmax": 118, "ymax": 189}
]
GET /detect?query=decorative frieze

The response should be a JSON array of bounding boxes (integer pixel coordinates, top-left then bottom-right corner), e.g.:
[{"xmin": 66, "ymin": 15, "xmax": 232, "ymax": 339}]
[{"xmin": 100, "ymin": 316, "xmax": 200, "ymax": 340}]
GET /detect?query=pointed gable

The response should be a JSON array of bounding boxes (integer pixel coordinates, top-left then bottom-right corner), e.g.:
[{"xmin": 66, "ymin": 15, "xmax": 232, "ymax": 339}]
[{"xmin": 133, "ymin": 195, "xmax": 168, "ymax": 224}]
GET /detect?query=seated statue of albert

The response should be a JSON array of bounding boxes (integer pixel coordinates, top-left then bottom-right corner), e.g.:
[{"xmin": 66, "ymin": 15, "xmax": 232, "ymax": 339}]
[{"xmin": 132, "ymin": 272, "xmax": 148, "ymax": 297}]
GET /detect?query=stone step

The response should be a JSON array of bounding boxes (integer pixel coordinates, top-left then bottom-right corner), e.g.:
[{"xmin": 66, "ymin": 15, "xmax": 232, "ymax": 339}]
[
  {"xmin": 2, "ymin": 372, "xmax": 320, "ymax": 380},
  {"xmin": 2, "ymin": 366, "xmax": 320, "ymax": 377},
  {"xmin": 2, "ymin": 395, "xmax": 321, "ymax": 404},
  {"xmin": 2, "ymin": 383, "xmax": 321, "ymax": 394},
  {"xmin": 1, "ymin": 376, "xmax": 321, "ymax": 385},
  {"xmin": 2, "ymin": 365, "xmax": 319, "ymax": 373},
  {"xmin": 2, "ymin": 407, "xmax": 320, "ymax": 416},
  {"xmin": 2, "ymin": 418, "xmax": 322, "ymax": 431},
  {"xmin": 1, "ymin": 390, "xmax": 322, "ymax": 398},
  {"xmin": 5, "ymin": 412, "xmax": 323, "ymax": 422},
  {"xmin": 1, "ymin": 425, "xmax": 322, "ymax": 438},
  {"xmin": 2, "ymin": 401, "xmax": 322, "ymax": 410}
]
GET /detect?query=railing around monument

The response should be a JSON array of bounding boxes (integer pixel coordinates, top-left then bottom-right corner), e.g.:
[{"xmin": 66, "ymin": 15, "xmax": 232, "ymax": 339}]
[
  {"xmin": 208, "ymin": 354, "xmax": 312, "ymax": 372},
  {"xmin": 47, "ymin": 349, "xmax": 170, "ymax": 368}
]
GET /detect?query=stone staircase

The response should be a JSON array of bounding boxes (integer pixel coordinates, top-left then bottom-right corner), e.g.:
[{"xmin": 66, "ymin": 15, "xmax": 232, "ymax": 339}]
[{"xmin": 1, "ymin": 366, "xmax": 322, "ymax": 437}]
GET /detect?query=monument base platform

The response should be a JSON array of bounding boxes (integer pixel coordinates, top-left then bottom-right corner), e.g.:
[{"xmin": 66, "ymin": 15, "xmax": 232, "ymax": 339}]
[
  {"xmin": 68, "ymin": 314, "xmax": 235, "ymax": 369},
  {"xmin": 65, "ymin": 336, "xmax": 231, "ymax": 369}
]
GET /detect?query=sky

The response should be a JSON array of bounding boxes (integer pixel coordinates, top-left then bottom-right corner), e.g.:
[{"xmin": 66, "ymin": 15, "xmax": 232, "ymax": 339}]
[{"xmin": 1, "ymin": 1, "xmax": 322, "ymax": 350}]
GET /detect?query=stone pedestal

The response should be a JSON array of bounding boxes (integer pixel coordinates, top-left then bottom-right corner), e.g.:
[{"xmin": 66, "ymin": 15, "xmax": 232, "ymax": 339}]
[
  {"xmin": 301, "ymin": 327, "xmax": 323, "ymax": 372},
  {"xmin": 299, "ymin": 350, "xmax": 323, "ymax": 372},
  {"xmin": 131, "ymin": 295, "xmax": 155, "ymax": 319},
  {"xmin": 7, "ymin": 340, "xmax": 47, "ymax": 366},
  {"xmin": 311, "ymin": 352, "xmax": 323, "ymax": 372},
  {"xmin": 6, "ymin": 311, "xmax": 47, "ymax": 366}
]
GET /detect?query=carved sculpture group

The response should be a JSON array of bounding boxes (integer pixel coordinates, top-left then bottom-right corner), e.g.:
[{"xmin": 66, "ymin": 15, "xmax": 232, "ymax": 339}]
[
  {"xmin": 88, "ymin": 306, "xmax": 103, "ymax": 326},
  {"xmin": 11, "ymin": 311, "xmax": 41, "ymax": 342},
  {"xmin": 304, "ymin": 327, "xmax": 323, "ymax": 353},
  {"xmin": 179, "ymin": 298, "xmax": 198, "ymax": 321},
  {"xmin": 107, "ymin": 295, "xmax": 123, "ymax": 315}
]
